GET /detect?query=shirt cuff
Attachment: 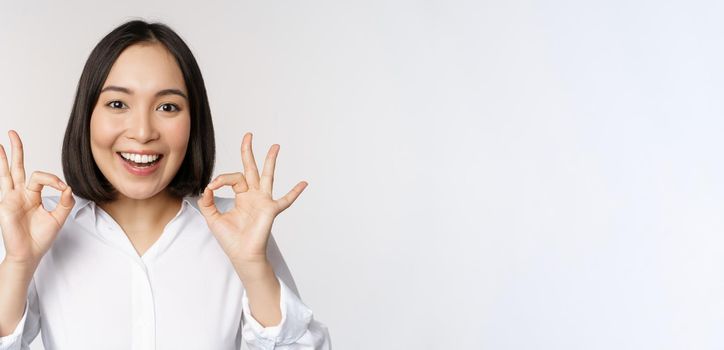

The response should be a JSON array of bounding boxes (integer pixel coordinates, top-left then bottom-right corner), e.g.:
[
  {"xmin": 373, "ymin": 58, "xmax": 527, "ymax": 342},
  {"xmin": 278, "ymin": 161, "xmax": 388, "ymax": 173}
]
[
  {"xmin": 241, "ymin": 275, "xmax": 314, "ymax": 345},
  {"xmin": 0, "ymin": 298, "xmax": 29, "ymax": 349}
]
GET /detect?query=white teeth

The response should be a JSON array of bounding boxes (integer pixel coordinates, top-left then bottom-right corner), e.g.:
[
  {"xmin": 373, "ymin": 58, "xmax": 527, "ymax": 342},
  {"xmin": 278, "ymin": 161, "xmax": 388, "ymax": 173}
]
[{"xmin": 120, "ymin": 152, "xmax": 160, "ymax": 164}]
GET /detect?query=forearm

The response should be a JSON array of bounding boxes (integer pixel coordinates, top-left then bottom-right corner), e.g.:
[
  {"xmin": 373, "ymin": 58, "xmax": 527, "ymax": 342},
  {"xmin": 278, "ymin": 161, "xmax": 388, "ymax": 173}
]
[
  {"xmin": 0, "ymin": 259, "xmax": 35, "ymax": 337},
  {"xmin": 233, "ymin": 260, "xmax": 282, "ymax": 327}
]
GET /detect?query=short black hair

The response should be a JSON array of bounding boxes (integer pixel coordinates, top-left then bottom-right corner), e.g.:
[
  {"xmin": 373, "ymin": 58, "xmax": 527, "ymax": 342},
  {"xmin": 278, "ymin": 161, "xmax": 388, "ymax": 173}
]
[{"xmin": 62, "ymin": 19, "xmax": 215, "ymax": 203}]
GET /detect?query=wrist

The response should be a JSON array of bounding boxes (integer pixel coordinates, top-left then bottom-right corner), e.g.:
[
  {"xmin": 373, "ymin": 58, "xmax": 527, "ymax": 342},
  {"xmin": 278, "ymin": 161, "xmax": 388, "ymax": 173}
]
[
  {"xmin": 232, "ymin": 259, "xmax": 275, "ymax": 283},
  {"xmin": 0, "ymin": 259, "xmax": 37, "ymax": 283}
]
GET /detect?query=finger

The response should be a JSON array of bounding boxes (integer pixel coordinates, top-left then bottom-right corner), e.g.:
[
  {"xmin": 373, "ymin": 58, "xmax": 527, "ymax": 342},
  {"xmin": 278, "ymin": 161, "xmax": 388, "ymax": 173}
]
[
  {"xmin": 8, "ymin": 130, "xmax": 26, "ymax": 189},
  {"xmin": 197, "ymin": 187, "xmax": 221, "ymax": 221},
  {"xmin": 207, "ymin": 172, "xmax": 249, "ymax": 194},
  {"xmin": 241, "ymin": 132, "xmax": 260, "ymax": 188},
  {"xmin": 50, "ymin": 186, "xmax": 75, "ymax": 225},
  {"xmin": 260, "ymin": 144, "xmax": 280, "ymax": 194},
  {"xmin": 0, "ymin": 144, "xmax": 13, "ymax": 194},
  {"xmin": 276, "ymin": 181, "xmax": 308, "ymax": 212},
  {"xmin": 25, "ymin": 171, "xmax": 67, "ymax": 207}
]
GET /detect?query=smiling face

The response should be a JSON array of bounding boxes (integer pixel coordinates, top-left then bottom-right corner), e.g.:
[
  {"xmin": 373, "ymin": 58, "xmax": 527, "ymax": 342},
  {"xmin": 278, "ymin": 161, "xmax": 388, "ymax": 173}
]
[{"xmin": 90, "ymin": 42, "xmax": 191, "ymax": 200}]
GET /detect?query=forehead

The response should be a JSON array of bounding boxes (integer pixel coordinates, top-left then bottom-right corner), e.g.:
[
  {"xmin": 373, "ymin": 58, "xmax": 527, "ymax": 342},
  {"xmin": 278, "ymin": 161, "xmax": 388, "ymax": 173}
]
[{"xmin": 103, "ymin": 42, "xmax": 187, "ymax": 94}]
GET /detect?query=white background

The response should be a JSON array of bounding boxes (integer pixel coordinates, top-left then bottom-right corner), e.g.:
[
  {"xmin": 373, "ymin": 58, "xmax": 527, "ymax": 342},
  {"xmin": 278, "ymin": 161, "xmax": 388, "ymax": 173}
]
[{"xmin": 1, "ymin": 0, "xmax": 723, "ymax": 349}]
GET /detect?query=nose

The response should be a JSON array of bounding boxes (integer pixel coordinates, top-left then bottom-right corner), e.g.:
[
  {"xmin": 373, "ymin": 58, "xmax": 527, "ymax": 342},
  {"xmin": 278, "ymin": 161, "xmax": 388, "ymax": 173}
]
[{"xmin": 126, "ymin": 108, "xmax": 160, "ymax": 143}]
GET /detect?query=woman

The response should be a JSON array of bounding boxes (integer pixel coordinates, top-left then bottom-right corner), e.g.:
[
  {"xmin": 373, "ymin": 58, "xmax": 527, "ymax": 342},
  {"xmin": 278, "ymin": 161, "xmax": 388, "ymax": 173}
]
[{"xmin": 0, "ymin": 20, "xmax": 331, "ymax": 349}]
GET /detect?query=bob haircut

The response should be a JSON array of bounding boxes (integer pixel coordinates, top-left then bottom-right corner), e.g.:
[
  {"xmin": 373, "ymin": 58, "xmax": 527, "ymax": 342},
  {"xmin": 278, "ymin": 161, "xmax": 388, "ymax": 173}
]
[{"xmin": 62, "ymin": 19, "xmax": 215, "ymax": 203}]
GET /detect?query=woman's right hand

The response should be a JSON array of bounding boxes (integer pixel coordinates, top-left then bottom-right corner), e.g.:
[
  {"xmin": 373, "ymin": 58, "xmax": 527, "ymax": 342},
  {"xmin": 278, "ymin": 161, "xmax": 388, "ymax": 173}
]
[{"xmin": 0, "ymin": 130, "xmax": 75, "ymax": 267}]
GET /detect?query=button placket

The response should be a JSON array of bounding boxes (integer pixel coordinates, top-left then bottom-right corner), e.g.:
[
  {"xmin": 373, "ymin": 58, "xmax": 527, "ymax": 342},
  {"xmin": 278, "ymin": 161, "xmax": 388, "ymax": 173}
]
[{"xmin": 130, "ymin": 261, "xmax": 156, "ymax": 350}]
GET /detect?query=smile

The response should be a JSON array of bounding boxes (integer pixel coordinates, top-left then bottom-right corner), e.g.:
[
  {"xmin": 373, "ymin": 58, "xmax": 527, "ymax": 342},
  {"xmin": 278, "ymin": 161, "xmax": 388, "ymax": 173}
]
[
  {"xmin": 116, "ymin": 152, "xmax": 164, "ymax": 176},
  {"xmin": 119, "ymin": 152, "xmax": 162, "ymax": 165}
]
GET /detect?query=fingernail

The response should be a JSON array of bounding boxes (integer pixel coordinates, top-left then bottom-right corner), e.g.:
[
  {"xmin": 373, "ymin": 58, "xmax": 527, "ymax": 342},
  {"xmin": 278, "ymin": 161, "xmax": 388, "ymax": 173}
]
[{"xmin": 59, "ymin": 182, "xmax": 67, "ymax": 190}]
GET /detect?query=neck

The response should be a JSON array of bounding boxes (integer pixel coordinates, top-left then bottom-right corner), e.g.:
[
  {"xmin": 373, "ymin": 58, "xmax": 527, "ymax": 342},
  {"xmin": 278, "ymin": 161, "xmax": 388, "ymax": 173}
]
[{"xmin": 98, "ymin": 190, "xmax": 183, "ymax": 237}]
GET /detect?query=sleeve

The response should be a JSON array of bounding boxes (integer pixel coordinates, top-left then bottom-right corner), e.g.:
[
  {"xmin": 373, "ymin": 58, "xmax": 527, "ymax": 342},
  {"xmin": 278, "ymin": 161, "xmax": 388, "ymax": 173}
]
[
  {"xmin": 0, "ymin": 277, "xmax": 41, "ymax": 350},
  {"xmin": 239, "ymin": 234, "xmax": 331, "ymax": 350}
]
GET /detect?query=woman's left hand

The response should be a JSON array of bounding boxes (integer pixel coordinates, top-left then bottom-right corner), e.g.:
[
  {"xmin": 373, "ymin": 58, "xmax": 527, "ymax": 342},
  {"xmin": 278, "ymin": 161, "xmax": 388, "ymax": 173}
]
[{"xmin": 197, "ymin": 132, "xmax": 307, "ymax": 277}]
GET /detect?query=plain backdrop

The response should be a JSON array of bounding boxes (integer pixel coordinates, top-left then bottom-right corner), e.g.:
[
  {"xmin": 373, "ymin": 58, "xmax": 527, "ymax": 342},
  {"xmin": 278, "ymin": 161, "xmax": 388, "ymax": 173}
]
[{"xmin": 1, "ymin": 0, "xmax": 723, "ymax": 349}]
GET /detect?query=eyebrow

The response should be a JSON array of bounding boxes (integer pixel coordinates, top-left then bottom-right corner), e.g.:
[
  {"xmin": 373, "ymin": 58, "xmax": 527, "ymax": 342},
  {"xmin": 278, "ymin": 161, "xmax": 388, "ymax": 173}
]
[{"xmin": 100, "ymin": 85, "xmax": 188, "ymax": 100}]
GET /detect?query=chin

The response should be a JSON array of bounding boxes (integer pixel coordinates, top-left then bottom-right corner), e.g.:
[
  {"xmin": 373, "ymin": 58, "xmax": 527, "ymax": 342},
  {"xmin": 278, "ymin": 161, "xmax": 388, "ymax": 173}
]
[{"xmin": 115, "ymin": 186, "xmax": 164, "ymax": 200}]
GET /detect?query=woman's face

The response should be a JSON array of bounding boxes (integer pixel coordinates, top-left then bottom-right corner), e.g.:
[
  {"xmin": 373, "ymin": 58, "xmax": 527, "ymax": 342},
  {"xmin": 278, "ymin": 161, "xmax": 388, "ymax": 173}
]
[{"xmin": 90, "ymin": 42, "xmax": 191, "ymax": 200}]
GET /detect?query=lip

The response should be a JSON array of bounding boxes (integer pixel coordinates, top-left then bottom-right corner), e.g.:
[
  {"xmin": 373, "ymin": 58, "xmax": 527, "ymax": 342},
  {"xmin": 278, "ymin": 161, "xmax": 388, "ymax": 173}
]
[
  {"xmin": 118, "ymin": 150, "xmax": 163, "ymax": 155},
  {"xmin": 116, "ymin": 152, "xmax": 163, "ymax": 176}
]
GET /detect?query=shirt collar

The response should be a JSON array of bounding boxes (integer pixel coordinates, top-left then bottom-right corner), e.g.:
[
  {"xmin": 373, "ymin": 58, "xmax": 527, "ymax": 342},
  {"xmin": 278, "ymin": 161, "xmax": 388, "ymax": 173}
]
[
  {"xmin": 70, "ymin": 194, "xmax": 94, "ymax": 219},
  {"xmin": 184, "ymin": 195, "xmax": 202, "ymax": 215},
  {"xmin": 71, "ymin": 194, "xmax": 202, "ymax": 219}
]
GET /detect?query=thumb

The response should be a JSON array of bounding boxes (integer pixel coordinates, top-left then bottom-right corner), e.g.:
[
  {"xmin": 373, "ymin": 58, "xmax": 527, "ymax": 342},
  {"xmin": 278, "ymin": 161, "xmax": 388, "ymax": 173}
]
[
  {"xmin": 50, "ymin": 186, "xmax": 75, "ymax": 225},
  {"xmin": 197, "ymin": 187, "xmax": 220, "ymax": 221}
]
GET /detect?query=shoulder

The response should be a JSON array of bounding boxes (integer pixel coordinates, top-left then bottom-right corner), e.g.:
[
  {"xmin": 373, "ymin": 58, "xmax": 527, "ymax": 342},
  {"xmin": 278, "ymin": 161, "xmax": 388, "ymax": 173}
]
[
  {"xmin": 41, "ymin": 194, "xmax": 92, "ymax": 215},
  {"xmin": 184, "ymin": 195, "xmax": 236, "ymax": 215},
  {"xmin": 212, "ymin": 196, "xmax": 235, "ymax": 213},
  {"xmin": 40, "ymin": 195, "xmax": 61, "ymax": 210}
]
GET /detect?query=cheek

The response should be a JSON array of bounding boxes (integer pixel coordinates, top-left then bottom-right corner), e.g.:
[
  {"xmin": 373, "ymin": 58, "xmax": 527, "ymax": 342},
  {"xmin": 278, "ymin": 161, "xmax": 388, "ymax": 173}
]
[
  {"xmin": 89, "ymin": 113, "xmax": 120, "ymax": 152},
  {"xmin": 164, "ymin": 116, "xmax": 191, "ymax": 154}
]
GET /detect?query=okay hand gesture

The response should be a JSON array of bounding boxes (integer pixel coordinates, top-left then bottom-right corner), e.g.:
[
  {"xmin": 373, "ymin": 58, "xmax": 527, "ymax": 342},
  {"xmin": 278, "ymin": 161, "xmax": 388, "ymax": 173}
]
[
  {"xmin": 197, "ymin": 132, "xmax": 307, "ymax": 272},
  {"xmin": 0, "ymin": 130, "xmax": 75, "ymax": 266}
]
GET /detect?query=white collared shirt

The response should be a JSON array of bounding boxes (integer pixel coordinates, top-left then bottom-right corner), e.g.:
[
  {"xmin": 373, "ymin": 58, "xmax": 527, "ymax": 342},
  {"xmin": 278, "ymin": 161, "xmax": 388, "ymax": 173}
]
[{"xmin": 0, "ymin": 194, "xmax": 331, "ymax": 350}]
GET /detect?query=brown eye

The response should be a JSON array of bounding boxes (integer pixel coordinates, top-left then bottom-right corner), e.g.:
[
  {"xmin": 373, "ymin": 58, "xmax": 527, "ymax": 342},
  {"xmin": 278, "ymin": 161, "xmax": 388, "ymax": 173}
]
[
  {"xmin": 157, "ymin": 103, "xmax": 179, "ymax": 112},
  {"xmin": 107, "ymin": 100, "xmax": 127, "ymax": 109}
]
